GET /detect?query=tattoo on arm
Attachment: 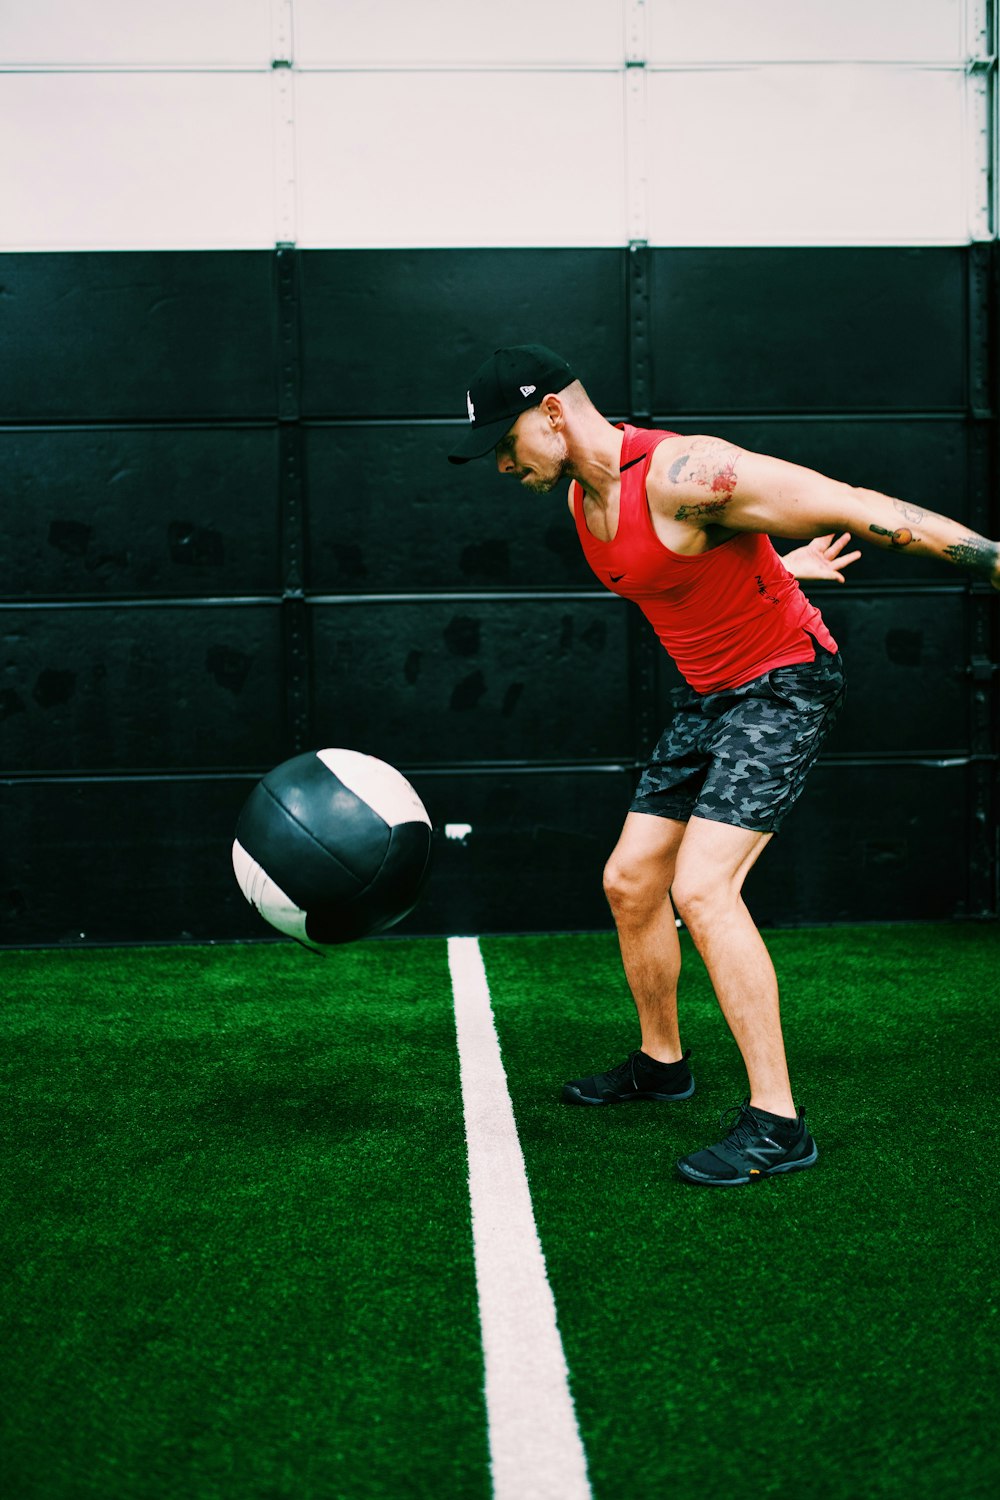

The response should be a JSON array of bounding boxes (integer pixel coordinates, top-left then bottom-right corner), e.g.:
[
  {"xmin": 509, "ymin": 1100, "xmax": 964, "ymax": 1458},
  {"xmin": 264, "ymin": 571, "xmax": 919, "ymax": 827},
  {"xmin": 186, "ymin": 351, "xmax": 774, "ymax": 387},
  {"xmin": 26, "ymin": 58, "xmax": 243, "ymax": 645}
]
[
  {"xmin": 667, "ymin": 439, "xmax": 740, "ymax": 520},
  {"xmin": 676, "ymin": 497, "xmax": 732, "ymax": 522},
  {"xmin": 870, "ymin": 524, "xmax": 918, "ymax": 549},
  {"xmin": 892, "ymin": 498, "xmax": 926, "ymax": 525},
  {"xmin": 942, "ymin": 535, "xmax": 1000, "ymax": 579}
]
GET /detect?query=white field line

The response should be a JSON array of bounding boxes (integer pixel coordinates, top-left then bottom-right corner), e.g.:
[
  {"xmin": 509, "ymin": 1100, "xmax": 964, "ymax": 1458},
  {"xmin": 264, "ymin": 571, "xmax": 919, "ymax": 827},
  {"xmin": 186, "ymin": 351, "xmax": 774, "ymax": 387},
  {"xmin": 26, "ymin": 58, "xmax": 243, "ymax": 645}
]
[{"xmin": 447, "ymin": 936, "xmax": 592, "ymax": 1500}]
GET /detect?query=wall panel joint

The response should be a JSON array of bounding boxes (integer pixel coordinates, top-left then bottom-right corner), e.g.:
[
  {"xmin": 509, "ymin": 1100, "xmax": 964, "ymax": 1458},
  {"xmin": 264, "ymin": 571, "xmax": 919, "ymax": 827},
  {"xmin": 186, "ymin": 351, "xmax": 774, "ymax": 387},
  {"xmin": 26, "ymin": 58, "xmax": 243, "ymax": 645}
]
[{"xmin": 275, "ymin": 245, "xmax": 310, "ymax": 753}]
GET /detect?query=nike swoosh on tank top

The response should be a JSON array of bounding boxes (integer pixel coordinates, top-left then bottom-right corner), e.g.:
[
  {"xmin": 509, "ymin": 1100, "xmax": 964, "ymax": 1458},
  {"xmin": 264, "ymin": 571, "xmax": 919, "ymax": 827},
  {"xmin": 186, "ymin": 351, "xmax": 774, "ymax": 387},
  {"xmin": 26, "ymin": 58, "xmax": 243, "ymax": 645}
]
[{"xmin": 571, "ymin": 424, "xmax": 838, "ymax": 695}]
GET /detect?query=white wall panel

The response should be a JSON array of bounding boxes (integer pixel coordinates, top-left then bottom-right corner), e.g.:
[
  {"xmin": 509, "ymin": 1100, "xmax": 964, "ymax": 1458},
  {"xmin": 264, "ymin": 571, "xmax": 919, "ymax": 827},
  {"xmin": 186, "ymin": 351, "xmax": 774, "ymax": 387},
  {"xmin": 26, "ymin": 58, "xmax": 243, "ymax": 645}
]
[
  {"xmin": 295, "ymin": 71, "xmax": 627, "ymax": 248},
  {"xmin": 293, "ymin": 0, "xmax": 624, "ymax": 67},
  {"xmin": 648, "ymin": 66, "xmax": 967, "ymax": 245},
  {"xmin": 0, "ymin": 0, "xmax": 990, "ymax": 249},
  {"xmin": 1, "ymin": 74, "xmax": 275, "ymax": 249},
  {"xmin": 649, "ymin": 0, "xmax": 964, "ymax": 65},
  {"xmin": 0, "ymin": 0, "xmax": 273, "ymax": 66}
]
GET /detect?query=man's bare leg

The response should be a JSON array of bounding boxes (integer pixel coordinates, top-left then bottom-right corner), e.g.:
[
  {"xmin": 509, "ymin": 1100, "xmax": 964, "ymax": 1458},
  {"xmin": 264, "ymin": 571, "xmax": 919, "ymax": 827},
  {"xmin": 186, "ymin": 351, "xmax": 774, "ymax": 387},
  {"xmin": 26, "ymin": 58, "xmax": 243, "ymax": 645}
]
[
  {"xmin": 670, "ymin": 815, "xmax": 794, "ymax": 1118},
  {"xmin": 602, "ymin": 812, "xmax": 688, "ymax": 1062}
]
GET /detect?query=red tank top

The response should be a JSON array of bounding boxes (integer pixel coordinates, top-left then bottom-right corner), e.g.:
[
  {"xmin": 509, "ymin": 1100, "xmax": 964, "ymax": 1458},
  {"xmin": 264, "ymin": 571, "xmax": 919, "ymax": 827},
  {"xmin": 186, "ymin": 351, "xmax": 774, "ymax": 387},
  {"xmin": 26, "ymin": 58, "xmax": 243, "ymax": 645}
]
[{"xmin": 572, "ymin": 424, "xmax": 837, "ymax": 694}]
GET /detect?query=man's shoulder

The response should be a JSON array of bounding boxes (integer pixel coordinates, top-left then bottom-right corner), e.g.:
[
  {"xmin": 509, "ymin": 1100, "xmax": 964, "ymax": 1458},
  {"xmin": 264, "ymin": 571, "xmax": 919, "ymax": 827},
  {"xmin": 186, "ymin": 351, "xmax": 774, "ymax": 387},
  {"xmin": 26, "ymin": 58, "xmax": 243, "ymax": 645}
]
[
  {"xmin": 647, "ymin": 434, "xmax": 743, "ymax": 502},
  {"xmin": 640, "ymin": 434, "xmax": 748, "ymax": 544},
  {"xmin": 645, "ymin": 430, "xmax": 688, "ymax": 481}
]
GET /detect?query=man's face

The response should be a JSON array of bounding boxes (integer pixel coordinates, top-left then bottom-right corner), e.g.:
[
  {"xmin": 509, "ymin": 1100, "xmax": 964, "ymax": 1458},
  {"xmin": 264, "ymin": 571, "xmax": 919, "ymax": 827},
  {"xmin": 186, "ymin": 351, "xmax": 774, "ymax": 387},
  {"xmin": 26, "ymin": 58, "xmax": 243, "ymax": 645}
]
[{"xmin": 494, "ymin": 406, "xmax": 569, "ymax": 494}]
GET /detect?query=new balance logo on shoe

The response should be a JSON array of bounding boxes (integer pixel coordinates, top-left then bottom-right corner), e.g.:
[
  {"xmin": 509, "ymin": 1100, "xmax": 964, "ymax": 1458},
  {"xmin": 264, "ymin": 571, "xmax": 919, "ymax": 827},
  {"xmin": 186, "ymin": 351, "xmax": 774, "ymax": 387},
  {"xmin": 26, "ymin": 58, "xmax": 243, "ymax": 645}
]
[
  {"xmin": 675, "ymin": 1098, "xmax": 818, "ymax": 1187},
  {"xmin": 744, "ymin": 1137, "xmax": 790, "ymax": 1167}
]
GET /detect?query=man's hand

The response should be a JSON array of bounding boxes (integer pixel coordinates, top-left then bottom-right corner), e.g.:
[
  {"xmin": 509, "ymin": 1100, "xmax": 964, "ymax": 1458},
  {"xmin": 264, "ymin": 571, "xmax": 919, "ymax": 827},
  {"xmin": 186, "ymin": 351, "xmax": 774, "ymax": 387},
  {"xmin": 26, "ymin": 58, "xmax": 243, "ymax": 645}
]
[{"xmin": 782, "ymin": 533, "xmax": 861, "ymax": 584}]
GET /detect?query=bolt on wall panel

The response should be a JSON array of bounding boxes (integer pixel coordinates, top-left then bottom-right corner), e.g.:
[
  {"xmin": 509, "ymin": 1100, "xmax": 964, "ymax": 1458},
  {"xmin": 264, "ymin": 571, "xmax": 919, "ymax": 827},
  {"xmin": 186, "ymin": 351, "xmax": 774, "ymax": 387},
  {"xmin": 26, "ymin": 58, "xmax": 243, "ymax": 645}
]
[
  {"xmin": 304, "ymin": 425, "xmax": 599, "ymax": 595},
  {"xmin": 294, "ymin": 0, "xmax": 625, "ymax": 66},
  {"xmin": 0, "ymin": 253, "xmax": 277, "ymax": 421},
  {"xmin": 649, "ymin": 249, "xmax": 967, "ymax": 414},
  {"xmin": 309, "ymin": 599, "xmax": 634, "ymax": 766},
  {"xmin": 2, "ymin": 74, "xmax": 276, "ymax": 251},
  {"xmin": 648, "ymin": 0, "xmax": 965, "ymax": 64},
  {"xmin": 297, "ymin": 250, "xmax": 629, "ymax": 418},
  {"xmin": 1, "ymin": 605, "xmax": 285, "ymax": 774},
  {"xmin": 295, "ymin": 71, "xmax": 627, "ymax": 249},
  {"xmin": 1, "ymin": 428, "xmax": 282, "ymax": 599}
]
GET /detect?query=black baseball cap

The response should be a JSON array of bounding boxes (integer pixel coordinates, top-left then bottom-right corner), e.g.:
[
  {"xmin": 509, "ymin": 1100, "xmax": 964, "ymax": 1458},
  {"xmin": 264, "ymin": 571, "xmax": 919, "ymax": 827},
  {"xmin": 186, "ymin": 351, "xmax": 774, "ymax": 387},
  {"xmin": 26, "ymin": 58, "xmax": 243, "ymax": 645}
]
[{"xmin": 448, "ymin": 344, "xmax": 576, "ymax": 464}]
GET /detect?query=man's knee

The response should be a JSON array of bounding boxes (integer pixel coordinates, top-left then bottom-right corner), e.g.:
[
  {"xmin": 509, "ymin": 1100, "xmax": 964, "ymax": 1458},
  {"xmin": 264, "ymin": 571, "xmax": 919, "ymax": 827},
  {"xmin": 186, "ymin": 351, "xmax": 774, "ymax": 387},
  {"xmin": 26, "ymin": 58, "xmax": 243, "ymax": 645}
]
[
  {"xmin": 603, "ymin": 852, "xmax": 672, "ymax": 920},
  {"xmin": 672, "ymin": 859, "xmax": 764, "ymax": 932},
  {"xmin": 670, "ymin": 869, "xmax": 736, "ymax": 930}
]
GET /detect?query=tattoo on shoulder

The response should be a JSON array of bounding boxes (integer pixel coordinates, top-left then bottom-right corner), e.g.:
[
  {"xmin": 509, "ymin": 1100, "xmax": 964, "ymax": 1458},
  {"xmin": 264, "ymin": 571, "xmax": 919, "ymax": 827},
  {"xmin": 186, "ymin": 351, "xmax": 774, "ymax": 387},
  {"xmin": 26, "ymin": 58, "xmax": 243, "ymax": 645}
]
[
  {"xmin": 942, "ymin": 535, "xmax": 1000, "ymax": 578},
  {"xmin": 667, "ymin": 438, "xmax": 739, "ymax": 519}
]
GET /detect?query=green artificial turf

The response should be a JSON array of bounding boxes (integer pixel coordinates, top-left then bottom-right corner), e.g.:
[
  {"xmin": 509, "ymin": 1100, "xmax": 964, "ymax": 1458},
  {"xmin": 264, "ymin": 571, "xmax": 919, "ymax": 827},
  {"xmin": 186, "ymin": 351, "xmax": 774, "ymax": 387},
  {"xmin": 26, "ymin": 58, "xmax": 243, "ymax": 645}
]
[
  {"xmin": 2, "ymin": 925, "xmax": 998, "ymax": 1499},
  {"xmin": 482, "ymin": 923, "xmax": 1000, "ymax": 1500},
  {"xmin": 1, "ymin": 942, "xmax": 489, "ymax": 1500}
]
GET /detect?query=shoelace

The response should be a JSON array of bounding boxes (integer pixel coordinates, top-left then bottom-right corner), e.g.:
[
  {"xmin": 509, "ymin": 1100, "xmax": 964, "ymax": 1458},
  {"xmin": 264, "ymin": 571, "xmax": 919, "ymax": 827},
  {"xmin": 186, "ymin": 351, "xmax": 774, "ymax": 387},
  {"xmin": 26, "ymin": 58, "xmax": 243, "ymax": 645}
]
[
  {"xmin": 605, "ymin": 1053, "xmax": 641, "ymax": 1087},
  {"xmin": 718, "ymin": 1099, "xmax": 765, "ymax": 1149}
]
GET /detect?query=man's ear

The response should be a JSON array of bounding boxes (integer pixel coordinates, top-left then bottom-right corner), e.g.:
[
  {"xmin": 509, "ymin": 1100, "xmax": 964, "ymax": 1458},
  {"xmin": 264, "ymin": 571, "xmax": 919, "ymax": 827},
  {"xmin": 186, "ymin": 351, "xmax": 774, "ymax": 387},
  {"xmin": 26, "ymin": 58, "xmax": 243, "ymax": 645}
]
[{"xmin": 540, "ymin": 393, "xmax": 564, "ymax": 429}]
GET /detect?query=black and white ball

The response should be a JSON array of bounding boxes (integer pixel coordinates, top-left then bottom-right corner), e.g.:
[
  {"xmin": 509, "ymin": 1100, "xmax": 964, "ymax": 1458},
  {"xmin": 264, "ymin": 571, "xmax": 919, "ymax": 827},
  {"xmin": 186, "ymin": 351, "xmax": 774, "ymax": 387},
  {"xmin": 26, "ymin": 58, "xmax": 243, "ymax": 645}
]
[{"xmin": 232, "ymin": 748, "xmax": 432, "ymax": 950}]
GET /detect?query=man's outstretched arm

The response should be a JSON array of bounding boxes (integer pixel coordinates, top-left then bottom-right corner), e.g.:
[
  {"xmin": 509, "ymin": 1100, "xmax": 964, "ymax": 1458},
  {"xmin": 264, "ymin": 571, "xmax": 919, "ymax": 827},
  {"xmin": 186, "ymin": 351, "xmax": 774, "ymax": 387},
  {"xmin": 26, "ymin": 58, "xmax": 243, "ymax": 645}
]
[{"xmin": 651, "ymin": 436, "xmax": 1000, "ymax": 591}]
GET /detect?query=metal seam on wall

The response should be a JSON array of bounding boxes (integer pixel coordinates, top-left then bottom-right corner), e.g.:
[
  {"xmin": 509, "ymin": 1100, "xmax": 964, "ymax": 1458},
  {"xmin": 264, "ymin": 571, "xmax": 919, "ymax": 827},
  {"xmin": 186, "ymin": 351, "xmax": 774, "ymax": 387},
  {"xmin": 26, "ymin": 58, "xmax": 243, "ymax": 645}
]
[
  {"xmin": 625, "ymin": 0, "xmax": 648, "ymax": 248},
  {"xmin": 271, "ymin": 0, "xmax": 296, "ymax": 248},
  {"xmin": 6, "ymin": 750, "xmax": 992, "ymax": 791},
  {"xmin": 272, "ymin": 68, "xmax": 297, "ymax": 249},
  {"xmin": 0, "ymin": 583, "xmax": 971, "ymax": 614},
  {"xmin": 270, "ymin": 0, "xmax": 294, "ymax": 68},
  {"xmin": 273, "ymin": 3, "xmax": 306, "ymax": 758},
  {"xmin": 965, "ymin": 0, "xmax": 997, "ymax": 241},
  {"xmin": 965, "ymin": 233, "xmax": 999, "ymax": 914},
  {"xmin": 625, "ymin": 232, "xmax": 660, "ymax": 764},
  {"xmin": 275, "ymin": 244, "xmax": 310, "ymax": 753}
]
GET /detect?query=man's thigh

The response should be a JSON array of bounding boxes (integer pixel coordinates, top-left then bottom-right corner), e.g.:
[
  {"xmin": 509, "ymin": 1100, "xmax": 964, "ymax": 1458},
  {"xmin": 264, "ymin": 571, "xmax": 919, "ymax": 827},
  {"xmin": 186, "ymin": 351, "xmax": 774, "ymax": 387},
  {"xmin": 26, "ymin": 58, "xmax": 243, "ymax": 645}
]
[
  {"xmin": 607, "ymin": 810, "xmax": 688, "ymax": 888},
  {"xmin": 672, "ymin": 813, "xmax": 774, "ymax": 896}
]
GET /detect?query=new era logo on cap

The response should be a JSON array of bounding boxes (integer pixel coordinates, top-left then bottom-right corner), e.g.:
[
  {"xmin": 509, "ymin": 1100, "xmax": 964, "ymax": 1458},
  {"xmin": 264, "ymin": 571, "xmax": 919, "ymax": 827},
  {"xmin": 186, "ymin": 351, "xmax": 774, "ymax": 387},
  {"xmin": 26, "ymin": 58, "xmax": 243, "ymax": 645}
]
[{"xmin": 448, "ymin": 345, "xmax": 576, "ymax": 464}]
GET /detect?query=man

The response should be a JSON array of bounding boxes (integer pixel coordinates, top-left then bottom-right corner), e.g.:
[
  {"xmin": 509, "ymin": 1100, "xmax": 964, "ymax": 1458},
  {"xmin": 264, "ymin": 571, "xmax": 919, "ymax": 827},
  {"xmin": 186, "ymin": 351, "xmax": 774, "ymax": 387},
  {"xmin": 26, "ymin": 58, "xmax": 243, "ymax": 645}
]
[{"xmin": 448, "ymin": 345, "xmax": 1000, "ymax": 1187}]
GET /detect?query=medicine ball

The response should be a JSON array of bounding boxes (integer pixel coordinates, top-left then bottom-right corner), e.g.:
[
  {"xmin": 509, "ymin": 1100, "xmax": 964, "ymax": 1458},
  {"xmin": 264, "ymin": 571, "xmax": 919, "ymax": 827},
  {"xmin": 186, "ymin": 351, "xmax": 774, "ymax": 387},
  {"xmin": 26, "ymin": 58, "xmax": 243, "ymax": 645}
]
[{"xmin": 233, "ymin": 748, "xmax": 432, "ymax": 950}]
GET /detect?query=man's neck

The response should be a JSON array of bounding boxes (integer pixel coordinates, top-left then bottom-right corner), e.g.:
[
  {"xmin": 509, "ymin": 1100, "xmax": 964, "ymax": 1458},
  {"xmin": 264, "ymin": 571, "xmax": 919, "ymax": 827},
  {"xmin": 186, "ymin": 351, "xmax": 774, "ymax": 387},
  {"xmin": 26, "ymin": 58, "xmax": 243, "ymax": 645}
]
[{"xmin": 568, "ymin": 418, "xmax": 626, "ymax": 505}]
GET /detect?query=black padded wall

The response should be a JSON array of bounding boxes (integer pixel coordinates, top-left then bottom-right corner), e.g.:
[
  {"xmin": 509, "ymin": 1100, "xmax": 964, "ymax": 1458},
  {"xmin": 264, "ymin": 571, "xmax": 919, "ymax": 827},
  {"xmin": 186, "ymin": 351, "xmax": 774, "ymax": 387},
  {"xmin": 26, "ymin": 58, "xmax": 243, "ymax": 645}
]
[{"xmin": 1, "ymin": 246, "xmax": 997, "ymax": 944}]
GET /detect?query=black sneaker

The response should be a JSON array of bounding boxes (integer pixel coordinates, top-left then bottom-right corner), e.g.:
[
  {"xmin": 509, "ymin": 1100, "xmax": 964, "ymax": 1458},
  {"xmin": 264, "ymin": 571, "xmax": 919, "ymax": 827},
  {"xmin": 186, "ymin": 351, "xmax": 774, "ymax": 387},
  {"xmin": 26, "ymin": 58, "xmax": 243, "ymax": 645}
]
[
  {"xmin": 676, "ymin": 1097, "xmax": 818, "ymax": 1186},
  {"xmin": 562, "ymin": 1049, "xmax": 694, "ymax": 1105}
]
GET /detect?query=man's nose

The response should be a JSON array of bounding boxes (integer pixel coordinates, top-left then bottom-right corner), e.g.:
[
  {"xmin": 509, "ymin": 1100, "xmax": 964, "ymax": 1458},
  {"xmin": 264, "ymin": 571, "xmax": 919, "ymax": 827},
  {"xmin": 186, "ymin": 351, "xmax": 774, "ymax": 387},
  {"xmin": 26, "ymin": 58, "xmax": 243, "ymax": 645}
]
[{"xmin": 496, "ymin": 448, "xmax": 515, "ymax": 474}]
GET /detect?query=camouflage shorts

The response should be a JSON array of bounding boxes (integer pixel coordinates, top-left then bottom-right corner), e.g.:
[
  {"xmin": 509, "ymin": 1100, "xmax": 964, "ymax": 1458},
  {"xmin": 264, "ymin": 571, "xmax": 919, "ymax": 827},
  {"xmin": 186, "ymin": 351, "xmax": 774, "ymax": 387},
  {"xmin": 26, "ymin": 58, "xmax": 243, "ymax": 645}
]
[{"xmin": 631, "ymin": 646, "xmax": 846, "ymax": 834}]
